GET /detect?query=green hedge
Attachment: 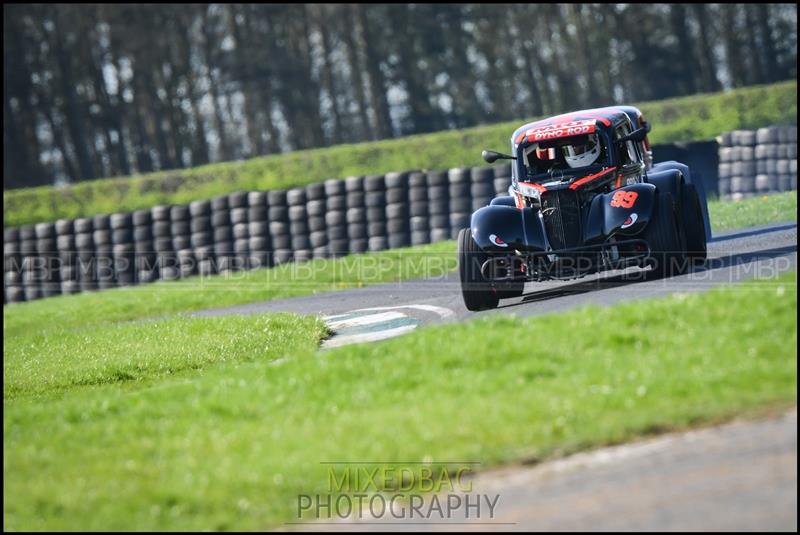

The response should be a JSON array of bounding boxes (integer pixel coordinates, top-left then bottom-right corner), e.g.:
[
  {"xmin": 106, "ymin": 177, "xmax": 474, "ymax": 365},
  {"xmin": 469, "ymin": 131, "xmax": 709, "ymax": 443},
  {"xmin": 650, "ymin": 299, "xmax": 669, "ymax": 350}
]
[{"xmin": 4, "ymin": 80, "xmax": 796, "ymax": 227}]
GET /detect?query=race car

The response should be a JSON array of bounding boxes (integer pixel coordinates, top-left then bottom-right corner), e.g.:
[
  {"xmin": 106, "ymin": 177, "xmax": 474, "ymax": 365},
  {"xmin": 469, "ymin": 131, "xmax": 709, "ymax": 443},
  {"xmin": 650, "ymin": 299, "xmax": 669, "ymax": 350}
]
[{"xmin": 458, "ymin": 106, "xmax": 710, "ymax": 311}]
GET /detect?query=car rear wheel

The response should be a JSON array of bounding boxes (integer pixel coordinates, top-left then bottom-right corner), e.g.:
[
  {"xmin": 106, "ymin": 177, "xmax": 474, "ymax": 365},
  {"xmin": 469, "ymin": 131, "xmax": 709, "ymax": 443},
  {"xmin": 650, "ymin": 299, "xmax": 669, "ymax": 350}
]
[
  {"xmin": 458, "ymin": 228, "xmax": 500, "ymax": 311},
  {"xmin": 642, "ymin": 192, "xmax": 687, "ymax": 278},
  {"xmin": 680, "ymin": 183, "xmax": 708, "ymax": 263}
]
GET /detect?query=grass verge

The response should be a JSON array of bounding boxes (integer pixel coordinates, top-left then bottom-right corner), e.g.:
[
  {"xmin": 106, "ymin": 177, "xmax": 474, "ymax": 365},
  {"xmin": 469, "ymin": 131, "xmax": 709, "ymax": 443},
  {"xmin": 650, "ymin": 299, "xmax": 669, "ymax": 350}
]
[
  {"xmin": 4, "ymin": 81, "xmax": 796, "ymax": 227},
  {"xmin": 3, "ymin": 313, "xmax": 327, "ymax": 401},
  {"xmin": 4, "ymin": 272, "xmax": 797, "ymax": 530},
  {"xmin": 709, "ymin": 191, "xmax": 797, "ymax": 233}
]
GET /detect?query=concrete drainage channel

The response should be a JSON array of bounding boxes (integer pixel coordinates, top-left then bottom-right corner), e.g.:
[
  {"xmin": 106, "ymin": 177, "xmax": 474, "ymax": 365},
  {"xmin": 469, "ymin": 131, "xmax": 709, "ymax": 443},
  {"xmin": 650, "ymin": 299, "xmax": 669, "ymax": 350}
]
[{"xmin": 320, "ymin": 304, "xmax": 455, "ymax": 349}]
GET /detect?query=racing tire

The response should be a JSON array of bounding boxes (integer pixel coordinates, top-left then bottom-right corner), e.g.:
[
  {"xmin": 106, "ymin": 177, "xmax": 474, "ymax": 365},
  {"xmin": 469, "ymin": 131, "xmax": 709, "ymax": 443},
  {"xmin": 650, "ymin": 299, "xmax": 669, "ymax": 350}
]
[
  {"xmin": 325, "ymin": 211, "xmax": 346, "ymax": 227},
  {"xmin": 458, "ymin": 227, "xmax": 499, "ymax": 311},
  {"xmin": 211, "ymin": 196, "xmax": 229, "ymax": 212},
  {"xmin": 306, "ymin": 183, "xmax": 325, "ymax": 200},
  {"xmin": 268, "ymin": 206, "xmax": 288, "ymax": 223},
  {"xmin": 680, "ymin": 183, "xmax": 707, "ymax": 263},
  {"xmin": 642, "ymin": 192, "xmax": 687, "ymax": 278},
  {"xmin": 132, "ymin": 210, "xmax": 153, "ymax": 227},
  {"xmin": 347, "ymin": 223, "xmax": 367, "ymax": 239},
  {"xmin": 74, "ymin": 218, "xmax": 93, "ymax": 234},
  {"xmin": 228, "ymin": 191, "xmax": 248, "ymax": 209},
  {"xmin": 327, "ymin": 195, "xmax": 347, "ymax": 211},
  {"xmin": 211, "ymin": 211, "xmax": 231, "ymax": 227},
  {"xmin": 307, "ymin": 200, "xmax": 326, "ymax": 216},
  {"xmin": 325, "ymin": 179, "xmax": 345, "ymax": 197},
  {"xmin": 409, "ymin": 188, "xmax": 428, "ymax": 202},
  {"xmin": 267, "ymin": 190, "xmax": 287, "ymax": 206},
  {"xmin": 386, "ymin": 188, "xmax": 407, "ymax": 204},
  {"xmin": 248, "ymin": 206, "xmax": 267, "ymax": 222},
  {"xmin": 170, "ymin": 205, "xmax": 190, "ymax": 222}
]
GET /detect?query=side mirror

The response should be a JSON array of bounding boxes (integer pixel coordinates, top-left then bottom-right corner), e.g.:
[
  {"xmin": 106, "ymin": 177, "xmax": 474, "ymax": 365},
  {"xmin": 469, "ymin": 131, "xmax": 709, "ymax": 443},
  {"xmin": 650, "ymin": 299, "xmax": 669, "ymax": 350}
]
[
  {"xmin": 482, "ymin": 149, "xmax": 516, "ymax": 163},
  {"xmin": 617, "ymin": 127, "xmax": 648, "ymax": 144}
]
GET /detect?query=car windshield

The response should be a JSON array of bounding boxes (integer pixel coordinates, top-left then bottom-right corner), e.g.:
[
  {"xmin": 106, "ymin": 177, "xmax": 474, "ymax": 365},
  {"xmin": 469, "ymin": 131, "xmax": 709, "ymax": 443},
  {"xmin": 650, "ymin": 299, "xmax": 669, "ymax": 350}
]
[{"xmin": 519, "ymin": 134, "xmax": 609, "ymax": 182}]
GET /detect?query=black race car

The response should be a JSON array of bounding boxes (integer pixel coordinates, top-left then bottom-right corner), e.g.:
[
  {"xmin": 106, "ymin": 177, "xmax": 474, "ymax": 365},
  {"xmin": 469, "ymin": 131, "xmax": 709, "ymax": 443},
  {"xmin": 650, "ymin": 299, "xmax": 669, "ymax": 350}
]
[{"xmin": 459, "ymin": 106, "xmax": 710, "ymax": 311}]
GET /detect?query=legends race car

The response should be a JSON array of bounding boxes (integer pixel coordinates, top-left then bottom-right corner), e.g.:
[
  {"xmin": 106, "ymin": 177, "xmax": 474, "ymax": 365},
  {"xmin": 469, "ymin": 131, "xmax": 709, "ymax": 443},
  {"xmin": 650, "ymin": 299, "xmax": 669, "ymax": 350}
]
[{"xmin": 458, "ymin": 106, "xmax": 710, "ymax": 311}]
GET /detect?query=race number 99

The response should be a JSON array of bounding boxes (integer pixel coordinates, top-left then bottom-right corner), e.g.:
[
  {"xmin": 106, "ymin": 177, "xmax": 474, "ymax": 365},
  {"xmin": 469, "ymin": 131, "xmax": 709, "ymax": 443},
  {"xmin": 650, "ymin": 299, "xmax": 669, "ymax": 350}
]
[{"xmin": 610, "ymin": 190, "xmax": 638, "ymax": 209}]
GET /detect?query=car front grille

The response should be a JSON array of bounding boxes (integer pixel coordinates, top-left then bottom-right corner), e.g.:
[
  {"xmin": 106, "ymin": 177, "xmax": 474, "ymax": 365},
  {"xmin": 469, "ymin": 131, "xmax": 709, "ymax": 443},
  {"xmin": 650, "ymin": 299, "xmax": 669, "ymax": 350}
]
[{"xmin": 541, "ymin": 189, "xmax": 582, "ymax": 250}]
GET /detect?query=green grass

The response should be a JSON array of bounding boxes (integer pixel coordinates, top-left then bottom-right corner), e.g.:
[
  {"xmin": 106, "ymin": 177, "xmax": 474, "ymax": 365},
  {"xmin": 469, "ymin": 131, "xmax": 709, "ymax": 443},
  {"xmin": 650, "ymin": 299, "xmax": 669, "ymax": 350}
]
[
  {"xmin": 709, "ymin": 191, "xmax": 797, "ymax": 232},
  {"xmin": 4, "ymin": 273, "xmax": 796, "ymax": 530},
  {"xmin": 4, "ymin": 81, "xmax": 796, "ymax": 227},
  {"xmin": 3, "ymin": 313, "xmax": 327, "ymax": 401}
]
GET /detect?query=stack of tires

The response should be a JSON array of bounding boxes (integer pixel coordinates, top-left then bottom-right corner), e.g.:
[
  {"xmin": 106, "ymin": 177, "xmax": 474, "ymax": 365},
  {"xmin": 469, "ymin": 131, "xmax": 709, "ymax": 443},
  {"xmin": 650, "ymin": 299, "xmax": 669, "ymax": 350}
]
[
  {"xmin": 74, "ymin": 217, "xmax": 95, "ymax": 292},
  {"xmin": 448, "ymin": 168, "xmax": 472, "ymax": 239},
  {"xmin": 287, "ymin": 187, "xmax": 311, "ymax": 262},
  {"xmin": 133, "ymin": 209, "xmax": 157, "ymax": 283},
  {"xmin": 345, "ymin": 176, "xmax": 367, "ymax": 255},
  {"xmin": 169, "ymin": 205, "xmax": 193, "ymax": 279},
  {"xmin": 229, "ymin": 191, "xmax": 249, "ymax": 272},
  {"xmin": 110, "ymin": 213, "xmax": 134, "ymax": 286},
  {"xmin": 306, "ymin": 183, "xmax": 328, "ymax": 259},
  {"xmin": 37, "ymin": 223, "xmax": 61, "ymax": 298},
  {"xmin": 385, "ymin": 172, "xmax": 410, "ymax": 249},
  {"xmin": 246, "ymin": 192, "xmax": 270, "ymax": 270},
  {"xmin": 364, "ymin": 175, "xmax": 386, "ymax": 252},
  {"xmin": 718, "ymin": 126, "xmax": 798, "ymax": 200},
  {"xmin": 211, "ymin": 195, "xmax": 232, "ymax": 274},
  {"xmin": 408, "ymin": 172, "xmax": 430, "ymax": 246},
  {"xmin": 188, "ymin": 200, "xmax": 212, "ymax": 276},
  {"xmin": 92, "ymin": 214, "xmax": 115, "ymax": 289},
  {"xmin": 325, "ymin": 179, "xmax": 348, "ymax": 257},
  {"xmin": 470, "ymin": 166, "xmax": 496, "ymax": 212},
  {"xmin": 427, "ymin": 170, "xmax": 449, "ymax": 243},
  {"xmin": 19, "ymin": 225, "xmax": 40, "ymax": 301},
  {"xmin": 152, "ymin": 205, "xmax": 176, "ymax": 281},
  {"xmin": 54, "ymin": 219, "xmax": 78, "ymax": 295},
  {"xmin": 4, "ymin": 227, "xmax": 23, "ymax": 303},
  {"xmin": 268, "ymin": 190, "xmax": 292, "ymax": 266},
  {"xmin": 493, "ymin": 163, "xmax": 513, "ymax": 197}
]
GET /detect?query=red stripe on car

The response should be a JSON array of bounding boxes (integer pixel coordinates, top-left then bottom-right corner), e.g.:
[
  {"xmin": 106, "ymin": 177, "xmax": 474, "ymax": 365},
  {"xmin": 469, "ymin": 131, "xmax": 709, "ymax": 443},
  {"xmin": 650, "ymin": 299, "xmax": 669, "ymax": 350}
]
[{"xmin": 569, "ymin": 166, "xmax": 618, "ymax": 190}]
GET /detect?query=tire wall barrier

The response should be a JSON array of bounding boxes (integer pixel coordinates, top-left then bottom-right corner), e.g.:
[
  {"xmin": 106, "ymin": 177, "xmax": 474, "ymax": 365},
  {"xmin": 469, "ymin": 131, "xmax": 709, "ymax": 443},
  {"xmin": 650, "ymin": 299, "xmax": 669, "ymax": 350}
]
[
  {"xmin": 716, "ymin": 125, "xmax": 797, "ymax": 200},
  {"xmin": 3, "ymin": 126, "xmax": 795, "ymax": 304}
]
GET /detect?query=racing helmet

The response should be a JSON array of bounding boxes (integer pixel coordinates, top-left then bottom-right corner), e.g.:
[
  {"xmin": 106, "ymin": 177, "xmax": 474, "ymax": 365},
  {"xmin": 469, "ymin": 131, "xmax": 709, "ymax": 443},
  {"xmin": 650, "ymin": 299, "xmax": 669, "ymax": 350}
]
[{"xmin": 563, "ymin": 133, "xmax": 600, "ymax": 169}]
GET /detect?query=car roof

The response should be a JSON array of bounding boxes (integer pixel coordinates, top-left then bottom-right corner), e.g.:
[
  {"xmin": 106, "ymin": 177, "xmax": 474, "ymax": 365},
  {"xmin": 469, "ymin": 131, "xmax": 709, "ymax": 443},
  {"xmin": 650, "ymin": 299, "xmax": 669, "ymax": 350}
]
[{"xmin": 511, "ymin": 106, "xmax": 643, "ymax": 147}]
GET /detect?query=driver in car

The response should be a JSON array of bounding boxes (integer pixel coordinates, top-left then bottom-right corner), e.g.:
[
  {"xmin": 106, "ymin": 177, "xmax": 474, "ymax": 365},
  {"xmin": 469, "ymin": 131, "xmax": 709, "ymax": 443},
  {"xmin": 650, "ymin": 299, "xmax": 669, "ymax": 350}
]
[{"xmin": 523, "ymin": 134, "xmax": 602, "ymax": 179}]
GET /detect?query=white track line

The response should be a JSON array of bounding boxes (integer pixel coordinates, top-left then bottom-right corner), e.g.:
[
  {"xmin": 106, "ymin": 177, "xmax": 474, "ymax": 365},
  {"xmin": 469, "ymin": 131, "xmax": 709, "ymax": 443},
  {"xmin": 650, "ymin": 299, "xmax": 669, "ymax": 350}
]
[
  {"xmin": 325, "ymin": 311, "xmax": 408, "ymax": 330},
  {"xmin": 351, "ymin": 304, "xmax": 456, "ymax": 320},
  {"xmin": 322, "ymin": 312, "xmax": 356, "ymax": 322},
  {"xmin": 321, "ymin": 324, "xmax": 418, "ymax": 349}
]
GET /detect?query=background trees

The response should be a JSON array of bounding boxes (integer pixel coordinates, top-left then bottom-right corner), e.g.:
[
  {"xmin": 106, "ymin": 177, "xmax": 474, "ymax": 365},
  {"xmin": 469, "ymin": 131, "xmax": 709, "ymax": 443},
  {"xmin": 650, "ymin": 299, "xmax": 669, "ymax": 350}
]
[{"xmin": 3, "ymin": 3, "xmax": 797, "ymax": 189}]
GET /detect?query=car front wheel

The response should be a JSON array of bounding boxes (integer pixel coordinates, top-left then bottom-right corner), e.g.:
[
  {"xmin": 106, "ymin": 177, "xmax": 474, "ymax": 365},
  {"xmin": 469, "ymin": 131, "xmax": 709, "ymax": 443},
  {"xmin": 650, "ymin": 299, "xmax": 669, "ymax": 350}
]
[{"xmin": 458, "ymin": 228, "xmax": 500, "ymax": 311}]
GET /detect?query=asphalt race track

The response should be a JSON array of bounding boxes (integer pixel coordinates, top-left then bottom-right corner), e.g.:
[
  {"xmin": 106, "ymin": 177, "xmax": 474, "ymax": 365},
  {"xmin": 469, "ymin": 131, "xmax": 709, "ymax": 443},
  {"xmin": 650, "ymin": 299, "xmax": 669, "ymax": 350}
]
[{"xmin": 193, "ymin": 221, "xmax": 797, "ymax": 348}]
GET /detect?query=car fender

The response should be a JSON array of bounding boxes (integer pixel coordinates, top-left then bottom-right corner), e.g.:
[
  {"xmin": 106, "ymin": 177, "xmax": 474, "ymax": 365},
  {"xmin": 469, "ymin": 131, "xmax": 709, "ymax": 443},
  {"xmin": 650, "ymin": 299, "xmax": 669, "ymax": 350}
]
[
  {"xmin": 470, "ymin": 205, "xmax": 547, "ymax": 252},
  {"xmin": 490, "ymin": 196, "xmax": 516, "ymax": 207},
  {"xmin": 585, "ymin": 183, "xmax": 657, "ymax": 242},
  {"xmin": 646, "ymin": 167, "xmax": 683, "ymax": 199},
  {"xmin": 651, "ymin": 160, "xmax": 711, "ymax": 241}
]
